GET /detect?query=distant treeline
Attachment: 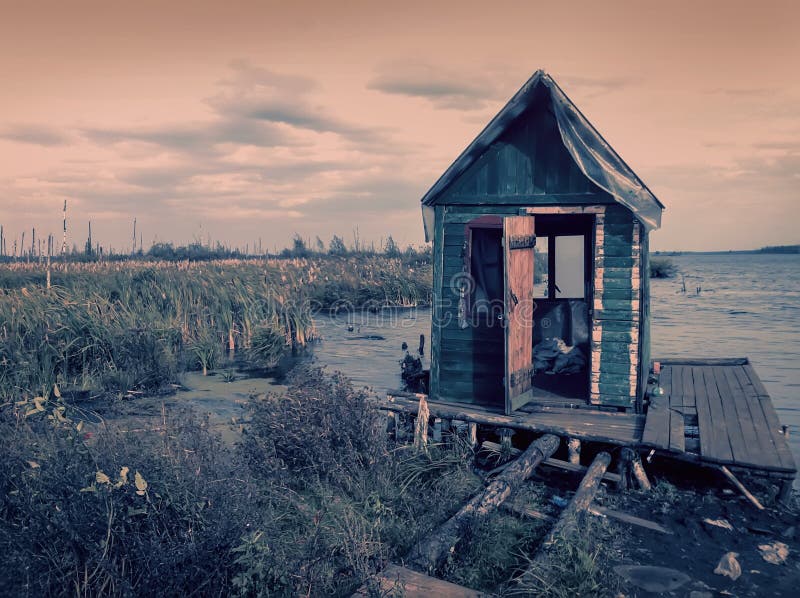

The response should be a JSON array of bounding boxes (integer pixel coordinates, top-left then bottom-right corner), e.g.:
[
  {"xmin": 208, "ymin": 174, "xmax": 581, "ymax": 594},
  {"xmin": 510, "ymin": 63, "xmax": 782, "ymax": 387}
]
[
  {"xmin": 0, "ymin": 232, "xmax": 431, "ymax": 264},
  {"xmin": 757, "ymin": 245, "xmax": 800, "ymax": 254},
  {"xmin": 653, "ymin": 244, "xmax": 799, "ymax": 256}
]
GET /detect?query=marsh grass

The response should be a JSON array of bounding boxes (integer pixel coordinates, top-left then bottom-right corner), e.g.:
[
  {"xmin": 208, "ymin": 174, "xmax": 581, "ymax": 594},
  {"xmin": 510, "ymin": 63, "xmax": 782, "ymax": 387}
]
[
  {"xmin": 0, "ymin": 256, "xmax": 432, "ymax": 400},
  {"xmin": 511, "ymin": 517, "xmax": 621, "ymax": 598},
  {"xmin": 0, "ymin": 367, "xmax": 480, "ymax": 596}
]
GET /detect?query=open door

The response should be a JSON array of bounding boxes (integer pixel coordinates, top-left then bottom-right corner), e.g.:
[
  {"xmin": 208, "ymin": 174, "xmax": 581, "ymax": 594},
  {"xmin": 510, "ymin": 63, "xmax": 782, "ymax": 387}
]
[{"xmin": 504, "ymin": 215, "xmax": 536, "ymax": 414}]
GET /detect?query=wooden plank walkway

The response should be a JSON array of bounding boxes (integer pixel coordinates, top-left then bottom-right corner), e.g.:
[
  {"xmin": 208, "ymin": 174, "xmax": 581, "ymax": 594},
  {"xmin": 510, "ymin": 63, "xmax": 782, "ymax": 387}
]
[{"xmin": 642, "ymin": 358, "xmax": 796, "ymax": 475}]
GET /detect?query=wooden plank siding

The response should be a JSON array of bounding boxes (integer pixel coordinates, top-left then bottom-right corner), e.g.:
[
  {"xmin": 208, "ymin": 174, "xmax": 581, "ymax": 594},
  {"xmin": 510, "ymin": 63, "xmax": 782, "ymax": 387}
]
[
  {"xmin": 591, "ymin": 205, "xmax": 640, "ymax": 409},
  {"xmin": 438, "ymin": 92, "xmax": 602, "ymax": 204},
  {"xmin": 434, "ymin": 202, "xmax": 643, "ymax": 411}
]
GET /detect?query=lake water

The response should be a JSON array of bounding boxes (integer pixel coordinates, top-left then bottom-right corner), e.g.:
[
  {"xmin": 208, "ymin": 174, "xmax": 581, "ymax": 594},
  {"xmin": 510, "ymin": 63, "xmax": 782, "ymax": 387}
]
[{"xmin": 310, "ymin": 253, "xmax": 800, "ymax": 472}]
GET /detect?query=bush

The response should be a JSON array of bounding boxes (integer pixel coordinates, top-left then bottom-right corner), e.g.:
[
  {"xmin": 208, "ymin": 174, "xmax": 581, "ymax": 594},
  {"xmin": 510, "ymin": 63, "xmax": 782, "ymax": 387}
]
[
  {"xmin": 649, "ymin": 257, "xmax": 677, "ymax": 279},
  {"xmin": 0, "ymin": 399, "xmax": 257, "ymax": 596},
  {"xmin": 0, "ymin": 369, "xmax": 481, "ymax": 596}
]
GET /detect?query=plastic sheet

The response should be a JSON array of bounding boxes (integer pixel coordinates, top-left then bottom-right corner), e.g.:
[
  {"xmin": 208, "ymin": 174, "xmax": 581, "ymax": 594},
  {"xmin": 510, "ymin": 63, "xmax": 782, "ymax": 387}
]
[{"xmin": 548, "ymin": 77, "xmax": 663, "ymax": 230}]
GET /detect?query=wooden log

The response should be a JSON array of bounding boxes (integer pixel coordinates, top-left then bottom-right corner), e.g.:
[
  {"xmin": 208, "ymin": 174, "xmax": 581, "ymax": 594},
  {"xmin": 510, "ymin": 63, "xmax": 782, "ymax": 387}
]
[
  {"xmin": 483, "ymin": 446, "xmax": 622, "ymax": 484},
  {"xmin": 413, "ymin": 396, "xmax": 430, "ymax": 452},
  {"xmin": 629, "ymin": 449, "xmax": 652, "ymax": 491},
  {"xmin": 587, "ymin": 505, "xmax": 673, "ymax": 534},
  {"xmin": 567, "ymin": 438, "xmax": 581, "ymax": 465},
  {"xmin": 354, "ymin": 564, "xmax": 485, "ymax": 597},
  {"xmin": 541, "ymin": 452, "xmax": 612, "ymax": 549},
  {"xmin": 720, "ymin": 465, "xmax": 765, "ymax": 510},
  {"xmin": 406, "ymin": 434, "xmax": 559, "ymax": 573}
]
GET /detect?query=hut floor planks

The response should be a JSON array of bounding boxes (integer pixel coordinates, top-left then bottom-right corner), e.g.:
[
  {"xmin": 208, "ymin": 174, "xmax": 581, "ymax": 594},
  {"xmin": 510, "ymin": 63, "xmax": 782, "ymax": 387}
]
[{"xmin": 381, "ymin": 357, "xmax": 796, "ymax": 492}]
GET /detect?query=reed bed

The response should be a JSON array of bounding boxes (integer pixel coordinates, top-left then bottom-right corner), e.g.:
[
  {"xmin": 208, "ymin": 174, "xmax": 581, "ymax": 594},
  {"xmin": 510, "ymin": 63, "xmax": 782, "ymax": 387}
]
[{"xmin": 0, "ymin": 256, "xmax": 432, "ymax": 400}]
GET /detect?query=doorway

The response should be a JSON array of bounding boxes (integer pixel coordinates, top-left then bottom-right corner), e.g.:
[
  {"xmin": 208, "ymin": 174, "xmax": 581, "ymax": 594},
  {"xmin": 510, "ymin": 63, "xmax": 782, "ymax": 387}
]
[{"xmin": 531, "ymin": 215, "xmax": 593, "ymax": 403}]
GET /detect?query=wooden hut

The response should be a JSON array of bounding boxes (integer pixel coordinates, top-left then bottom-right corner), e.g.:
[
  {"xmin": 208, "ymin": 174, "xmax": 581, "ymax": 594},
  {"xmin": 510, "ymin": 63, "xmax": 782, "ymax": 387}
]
[{"xmin": 421, "ymin": 70, "xmax": 665, "ymax": 415}]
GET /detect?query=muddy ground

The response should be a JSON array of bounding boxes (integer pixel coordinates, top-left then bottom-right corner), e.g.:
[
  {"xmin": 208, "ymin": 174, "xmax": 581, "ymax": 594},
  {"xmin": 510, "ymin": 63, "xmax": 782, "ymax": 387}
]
[{"xmin": 522, "ymin": 458, "xmax": 800, "ymax": 597}]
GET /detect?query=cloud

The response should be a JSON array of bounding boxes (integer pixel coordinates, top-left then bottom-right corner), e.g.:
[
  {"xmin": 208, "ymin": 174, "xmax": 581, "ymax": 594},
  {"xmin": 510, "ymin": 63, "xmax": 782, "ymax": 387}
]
[
  {"xmin": 82, "ymin": 118, "xmax": 297, "ymax": 153},
  {"xmin": 558, "ymin": 75, "xmax": 640, "ymax": 99},
  {"xmin": 367, "ymin": 62, "xmax": 509, "ymax": 110},
  {"xmin": 0, "ymin": 123, "xmax": 72, "ymax": 146}
]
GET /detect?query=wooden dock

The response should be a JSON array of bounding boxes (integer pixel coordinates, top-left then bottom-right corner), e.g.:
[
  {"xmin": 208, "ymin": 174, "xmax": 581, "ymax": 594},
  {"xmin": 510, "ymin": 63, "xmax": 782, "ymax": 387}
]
[
  {"xmin": 380, "ymin": 357, "xmax": 796, "ymax": 485},
  {"xmin": 641, "ymin": 358, "xmax": 796, "ymax": 478}
]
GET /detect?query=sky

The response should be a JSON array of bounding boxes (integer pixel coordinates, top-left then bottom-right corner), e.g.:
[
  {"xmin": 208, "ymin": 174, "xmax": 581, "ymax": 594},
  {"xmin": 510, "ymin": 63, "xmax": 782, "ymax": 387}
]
[{"xmin": 0, "ymin": 0, "xmax": 798, "ymax": 253}]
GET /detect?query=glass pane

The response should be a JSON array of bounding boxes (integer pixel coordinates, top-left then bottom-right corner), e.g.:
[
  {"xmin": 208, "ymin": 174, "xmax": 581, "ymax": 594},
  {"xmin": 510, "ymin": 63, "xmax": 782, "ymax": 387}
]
[
  {"xmin": 555, "ymin": 235, "xmax": 584, "ymax": 298},
  {"xmin": 533, "ymin": 236, "xmax": 549, "ymax": 298}
]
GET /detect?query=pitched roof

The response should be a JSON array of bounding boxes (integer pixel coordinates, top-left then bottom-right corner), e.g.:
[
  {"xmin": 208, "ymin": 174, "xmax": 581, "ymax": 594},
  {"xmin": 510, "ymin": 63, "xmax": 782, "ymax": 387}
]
[{"xmin": 420, "ymin": 70, "xmax": 664, "ymax": 230}]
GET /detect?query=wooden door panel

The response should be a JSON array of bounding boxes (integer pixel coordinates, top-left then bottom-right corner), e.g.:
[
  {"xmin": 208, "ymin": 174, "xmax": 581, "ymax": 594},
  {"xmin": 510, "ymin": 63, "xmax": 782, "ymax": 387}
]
[{"xmin": 504, "ymin": 215, "xmax": 536, "ymax": 414}]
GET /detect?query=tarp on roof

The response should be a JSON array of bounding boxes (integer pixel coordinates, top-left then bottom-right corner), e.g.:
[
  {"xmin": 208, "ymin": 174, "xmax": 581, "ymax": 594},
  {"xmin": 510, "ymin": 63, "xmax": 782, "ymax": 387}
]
[{"xmin": 421, "ymin": 71, "xmax": 663, "ymax": 240}]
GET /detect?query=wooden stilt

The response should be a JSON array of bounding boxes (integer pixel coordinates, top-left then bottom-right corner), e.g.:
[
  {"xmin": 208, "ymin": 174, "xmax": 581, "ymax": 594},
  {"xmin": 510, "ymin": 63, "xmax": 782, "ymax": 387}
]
[
  {"xmin": 499, "ymin": 428, "xmax": 515, "ymax": 453},
  {"xmin": 468, "ymin": 423, "xmax": 478, "ymax": 449},
  {"xmin": 629, "ymin": 450, "xmax": 652, "ymax": 491},
  {"xmin": 777, "ymin": 479, "xmax": 793, "ymax": 505},
  {"xmin": 567, "ymin": 438, "xmax": 581, "ymax": 465},
  {"xmin": 432, "ymin": 417, "xmax": 443, "ymax": 443},
  {"xmin": 617, "ymin": 448, "xmax": 631, "ymax": 491},
  {"xmin": 413, "ymin": 396, "xmax": 430, "ymax": 452},
  {"xmin": 406, "ymin": 434, "xmax": 559, "ymax": 573},
  {"xmin": 720, "ymin": 466, "xmax": 765, "ymax": 510}
]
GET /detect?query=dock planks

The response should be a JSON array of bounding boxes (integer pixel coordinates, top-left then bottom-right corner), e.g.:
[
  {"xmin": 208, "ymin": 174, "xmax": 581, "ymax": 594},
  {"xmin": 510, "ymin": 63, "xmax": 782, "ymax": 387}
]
[
  {"xmin": 643, "ymin": 359, "xmax": 796, "ymax": 475},
  {"xmin": 384, "ymin": 357, "xmax": 795, "ymax": 480}
]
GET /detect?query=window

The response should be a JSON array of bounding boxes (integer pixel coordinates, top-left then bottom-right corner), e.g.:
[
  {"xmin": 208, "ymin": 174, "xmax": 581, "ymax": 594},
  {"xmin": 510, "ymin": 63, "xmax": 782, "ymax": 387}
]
[{"xmin": 554, "ymin": 235, "xmax": 585, "ymax": 299}]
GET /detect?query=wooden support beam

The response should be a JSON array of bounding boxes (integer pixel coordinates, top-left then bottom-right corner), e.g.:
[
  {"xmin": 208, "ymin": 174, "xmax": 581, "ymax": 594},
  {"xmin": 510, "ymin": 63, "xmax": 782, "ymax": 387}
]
[
  {"xmin": 413, "ymin": 396, "xmax": 430, "ymax": 452},
  {"xmin": 433, "ymin": 417, "xmax": 443, "ymax": 443},
  {"xmin": 519, "ymin": 452, "xmax": 612, "ymax": 584},
  {"xmin": 542, "ymin": 452, "xmax": 612, "ymax": 548},
  {"xmin": 720, "ymin": 465, "xmax": 765, "ymax": 510},
  {"xmin": 406, "ymin": 434, "xmax": 559, "ymax": 573},
  {"xmin": 616, "ymin": 448, "xmax": 631, "ymax": 491},
  {"xmin": 628, "ymin": 449, "xmax": 652, "ymax": 491},
  {"xmin": 468, "ymin": 422, "xmax": 478, "ymax": 449},
  {"xmin": 567, "ymin": 438, "xmax": 581, "ymax": 465}
]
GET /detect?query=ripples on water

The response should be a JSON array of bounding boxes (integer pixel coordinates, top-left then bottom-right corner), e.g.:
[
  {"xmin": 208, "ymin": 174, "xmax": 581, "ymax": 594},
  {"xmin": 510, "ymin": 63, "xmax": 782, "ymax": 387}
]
[{"xmin": 311, "ymin": 253, "xmax": 800, "ymax": 468}]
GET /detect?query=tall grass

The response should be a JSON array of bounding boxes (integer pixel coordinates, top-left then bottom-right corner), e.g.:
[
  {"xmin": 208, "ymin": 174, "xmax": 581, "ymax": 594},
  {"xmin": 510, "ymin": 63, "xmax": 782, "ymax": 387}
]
[
  {"xmin": 0, "ymin": 256, "xmax": 432, "ymax": 400},
  {"xmin": 0, "ymin": 367, "xmax": 478, "ymax": 596}
]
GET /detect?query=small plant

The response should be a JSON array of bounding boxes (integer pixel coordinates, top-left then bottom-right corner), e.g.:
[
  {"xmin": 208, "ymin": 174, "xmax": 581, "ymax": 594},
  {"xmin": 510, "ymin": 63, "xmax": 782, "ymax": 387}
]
[
  {"xmin": 191, "ymin": 334, "xmax": 221, "ymax": 375},
  {"xmin": 649, "ymin": 257, "xmax": 677, "ymax": 279}
]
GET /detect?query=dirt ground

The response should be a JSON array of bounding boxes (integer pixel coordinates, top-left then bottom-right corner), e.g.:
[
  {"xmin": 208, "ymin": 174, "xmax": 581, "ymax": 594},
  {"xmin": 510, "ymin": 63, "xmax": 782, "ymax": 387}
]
[{"xmin": 592, "ymin": 463, "xmax": 799, "ymax": 597}]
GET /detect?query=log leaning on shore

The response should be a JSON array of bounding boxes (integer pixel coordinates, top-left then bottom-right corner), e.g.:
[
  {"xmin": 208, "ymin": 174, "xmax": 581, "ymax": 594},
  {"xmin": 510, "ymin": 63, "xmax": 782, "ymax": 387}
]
[
  {"xmin": 406, "ymin": 434, "xmax": 559, "ymax": 573},
  {"xmin": 537, "ymin": 451, "xmax": 612, "ymax": 556}
]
